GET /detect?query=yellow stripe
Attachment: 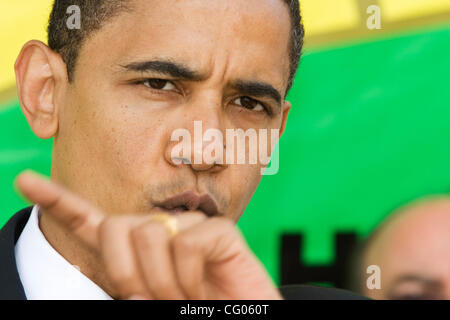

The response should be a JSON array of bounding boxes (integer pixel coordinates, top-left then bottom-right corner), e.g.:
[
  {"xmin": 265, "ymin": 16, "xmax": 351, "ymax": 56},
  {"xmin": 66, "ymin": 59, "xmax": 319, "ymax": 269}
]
[
  {"xmin": 0, "ymin": 1, "xmax": 53, "ymax": 92},
  {"xmin": 301, "ymin": 0, "xmax": 361, "ymax": 36},
  {"xmin": 380, "ymin": 0, "xmax": 450, "ymax": 22},
  {"xmin": 1, "ymin": 0, "xmax": 450, "ymax": 100}
]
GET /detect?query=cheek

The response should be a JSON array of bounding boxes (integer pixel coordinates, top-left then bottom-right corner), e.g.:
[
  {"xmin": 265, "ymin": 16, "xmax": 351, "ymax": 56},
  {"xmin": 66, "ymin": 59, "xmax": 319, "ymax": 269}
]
[
  {"xmin": 102, "ymin": 111, "xmax": 168, "ymax": 178},
  {"xmin": 70, "ymin": 94, "xmax": 168, "ymax": 183},
  {"xmin": 228, "ymin": 164, "xmax": 262, "ymax": 215}
]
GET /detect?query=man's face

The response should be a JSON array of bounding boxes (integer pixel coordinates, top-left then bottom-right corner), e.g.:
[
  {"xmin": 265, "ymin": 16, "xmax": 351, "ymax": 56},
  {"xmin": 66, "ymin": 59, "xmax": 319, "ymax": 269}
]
[
  {"xmin": 363, "ymin": 198, "xmax": 450, "ymax": 299},
  {"xmin": 53, "ymin": 0, "xmax": 291, "ymax": 220}
]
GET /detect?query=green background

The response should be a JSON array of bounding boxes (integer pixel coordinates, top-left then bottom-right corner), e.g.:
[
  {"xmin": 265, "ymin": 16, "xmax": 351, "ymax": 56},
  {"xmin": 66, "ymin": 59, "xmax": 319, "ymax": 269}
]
[{"xmin": 1, "ymin": 24, "xmax": 450, "ymax": 285}]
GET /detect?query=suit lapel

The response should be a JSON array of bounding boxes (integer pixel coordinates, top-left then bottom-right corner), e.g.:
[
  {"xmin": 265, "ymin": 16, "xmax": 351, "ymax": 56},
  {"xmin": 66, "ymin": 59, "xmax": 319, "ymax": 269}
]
[{"xmin": 0, "ymin": 207, "xmax": 32, "ymax": 300}]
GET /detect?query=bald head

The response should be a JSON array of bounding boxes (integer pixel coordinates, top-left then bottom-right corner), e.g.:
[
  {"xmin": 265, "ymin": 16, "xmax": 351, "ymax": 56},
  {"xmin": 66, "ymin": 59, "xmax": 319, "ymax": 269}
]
[{"xmin": 361, "ymin": 196, "xmax": 450, "ymax": 299}]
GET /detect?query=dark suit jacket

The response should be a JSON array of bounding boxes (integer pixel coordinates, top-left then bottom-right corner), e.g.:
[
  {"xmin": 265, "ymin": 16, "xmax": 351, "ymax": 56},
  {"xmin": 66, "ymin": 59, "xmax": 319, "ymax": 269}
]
[{"xmin": 0, "ymin": 207, "xmax": 368, "ymax": 300}]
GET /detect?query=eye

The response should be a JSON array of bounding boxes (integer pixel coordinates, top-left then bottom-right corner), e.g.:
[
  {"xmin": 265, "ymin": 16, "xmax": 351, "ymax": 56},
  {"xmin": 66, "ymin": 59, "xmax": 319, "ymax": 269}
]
[
  {"xmin": 234, "ymin": 96, "xmax": 265, "ymax": 112},
  {"xmin": 142, "ymin": 79, "xmax": 176, "ymax": 91}
]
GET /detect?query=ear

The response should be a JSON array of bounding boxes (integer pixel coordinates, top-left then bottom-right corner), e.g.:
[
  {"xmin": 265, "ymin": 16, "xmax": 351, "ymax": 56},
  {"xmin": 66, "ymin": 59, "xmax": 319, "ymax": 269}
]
[
  {"xmin": 14, "ymin": 40, "xmax": 68, "ymax": 139},
  {"xmin": 279, "ymin": 100, "xmax": 291, "ymax": 138}
]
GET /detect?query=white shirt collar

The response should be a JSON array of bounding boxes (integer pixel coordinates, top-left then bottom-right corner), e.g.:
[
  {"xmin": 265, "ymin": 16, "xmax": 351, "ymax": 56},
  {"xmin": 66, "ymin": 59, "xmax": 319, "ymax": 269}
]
[{"xmin": 14, "ymin": 205, "xmax": 112, "ymax": 300}]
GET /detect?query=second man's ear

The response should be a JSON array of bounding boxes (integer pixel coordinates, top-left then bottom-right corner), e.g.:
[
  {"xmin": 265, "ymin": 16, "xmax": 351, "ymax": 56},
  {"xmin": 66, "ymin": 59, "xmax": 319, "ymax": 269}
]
[{"xmin": 14, "ymin": 40, "xmax": 68, "ymax": 139}]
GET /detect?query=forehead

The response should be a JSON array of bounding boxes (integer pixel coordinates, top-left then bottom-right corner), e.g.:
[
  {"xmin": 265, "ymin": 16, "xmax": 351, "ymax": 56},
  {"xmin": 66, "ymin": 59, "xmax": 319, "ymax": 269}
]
[
  {"xmin": 78, "ymin": 0, "xmax": 291, "ymax": 89},
  {"xmin": 366, "ymin": 201, "xmax": 450, "ymax": 280}
]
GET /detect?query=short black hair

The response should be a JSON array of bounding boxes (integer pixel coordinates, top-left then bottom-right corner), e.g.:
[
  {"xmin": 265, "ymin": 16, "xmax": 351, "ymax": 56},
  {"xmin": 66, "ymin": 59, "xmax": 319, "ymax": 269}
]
[{"xmin": 48, "ymin": 0, "xmax": 304, "ymax": 94}]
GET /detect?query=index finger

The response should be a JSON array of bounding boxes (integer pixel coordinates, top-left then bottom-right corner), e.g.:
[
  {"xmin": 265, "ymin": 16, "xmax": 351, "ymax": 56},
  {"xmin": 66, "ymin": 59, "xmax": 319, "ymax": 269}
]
[{"xmin": 15, "ymin": 170, "xmax": 104, "ymax": 250}]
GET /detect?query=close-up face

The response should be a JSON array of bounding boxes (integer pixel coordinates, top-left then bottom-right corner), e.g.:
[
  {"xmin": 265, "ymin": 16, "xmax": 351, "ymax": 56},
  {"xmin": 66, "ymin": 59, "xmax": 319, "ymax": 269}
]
[
  {"xmin": 51, "ymin": 0, "xmax": 292, "ymax": 220},
  {"xmin": 363, "ymin": 198, "xmax": 450, "ymax": 299},
  {"xmin": 6, "ymin": 0, "xmax": 450, "ymax": 303}
]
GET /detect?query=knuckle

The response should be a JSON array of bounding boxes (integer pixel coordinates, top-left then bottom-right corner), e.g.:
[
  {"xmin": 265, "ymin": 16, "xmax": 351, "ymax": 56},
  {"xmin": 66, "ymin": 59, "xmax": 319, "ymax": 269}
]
[
  {"xmin": 130, "ymin": 223, "xmax": 165, "ymax": 247},
  {"xmin": 130, "ymin": 224, "xmax": 149, "ymax": 243},
  {"xmin": 172, "ymin": 233, "xmax": 198, "ymax": 252},
  {"xmin": 98, "ymin": 217, "xmax": 113, "ymax": 236},
  {"xmin": 99, "ymin": 216, "xmax": 124, "ymax": 238},
  {"xmin": 98, "ymin": 221, "xmax": 112, "ymax": 245},
  {"xmin": 110, "ymin": 270, "xmax": 134, "ymax": 287},
  {"xmin": 107, "ymin": 269, "xmax": 139, "ymax": 296}
]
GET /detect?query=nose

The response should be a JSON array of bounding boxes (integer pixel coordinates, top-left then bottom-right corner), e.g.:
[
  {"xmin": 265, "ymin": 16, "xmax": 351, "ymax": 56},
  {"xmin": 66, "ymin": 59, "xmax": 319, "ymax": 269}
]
[
  {"xmin": 190, "ymin": 119, "xmax": 226, "ymax": 171},
  {"xmin": 164, "ymin": 97, "xmax": 227, "ymax": 173}
]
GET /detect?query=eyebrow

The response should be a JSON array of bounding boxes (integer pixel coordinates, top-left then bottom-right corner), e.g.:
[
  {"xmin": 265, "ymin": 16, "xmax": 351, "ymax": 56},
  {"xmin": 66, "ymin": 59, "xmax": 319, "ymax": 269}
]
[
  {"xmin": 121, "ymin": 60, "xmax": 283, "ymax": 106},
  {"xmin": 391, "ymin": 275, "xmax": 440, "ymax": 287},
  {"xmin": 121, "ymin": 59, "xmax": 205, "ymax": 81},
  {"xmin": 387, "ymin": 274, "xmax": 443, "ymax": 299},
  {"xmin": 232, "ymin": 80, "xmax": 282, "ymax": 107}
]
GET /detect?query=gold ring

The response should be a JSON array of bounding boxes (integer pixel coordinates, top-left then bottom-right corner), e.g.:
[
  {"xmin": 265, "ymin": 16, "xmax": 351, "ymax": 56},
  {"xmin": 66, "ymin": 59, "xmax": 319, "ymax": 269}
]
[{"xmin": 148, "ymin": 213, "xmax": 179, "ymax": 237}]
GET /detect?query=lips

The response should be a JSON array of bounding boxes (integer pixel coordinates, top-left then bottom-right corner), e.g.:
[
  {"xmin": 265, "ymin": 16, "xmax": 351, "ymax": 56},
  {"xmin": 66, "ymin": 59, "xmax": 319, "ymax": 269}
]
[{"xmin": 153, "ymin": 191, "xmax": 219, "ymax": 217}]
